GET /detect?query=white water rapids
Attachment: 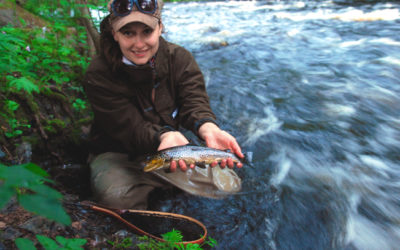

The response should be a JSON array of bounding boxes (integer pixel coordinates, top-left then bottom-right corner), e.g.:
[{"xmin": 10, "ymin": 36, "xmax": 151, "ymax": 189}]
[{"xmin": 92, "ymin": 1, "xmax": 400, "ymax": 248}]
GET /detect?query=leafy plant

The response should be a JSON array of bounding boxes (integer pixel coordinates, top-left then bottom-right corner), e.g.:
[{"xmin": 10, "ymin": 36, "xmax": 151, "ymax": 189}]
[
  {"xmin": 107, "ymin": 237, "xmax": 134, "ymax": 249},
  {"xmin": 6, "ymin": 75, "xmax": 40, "ymax": 94},
  {"xmin": 0, "ymin": 162, "xmax": 71, "ymax": 225},
  {"xmin": 4, "ymin": 118, "xmax": 31, "ymax": 138},
  {"xmin": 1, "ymin": 99, "xmax": 31, "ymax": 138},
  {"xmin": 0, "ymin": 162, "xmax": 89, "ymax": 249},
  {"xmin": 72, "ymin": 98, "xmax": 87, "ymax": 113},
  {"xmin": 4, "ymin": 100, "xmax": 19, "ymax": 113},
  {"xmin": 15, "ymin": 235, "xmax": 87, "ymax": 250},
  {"xmin": 137, "ymin": 229, "xmax": 218, "ymax": 250},
  {"xmin": 0, "ymin": 0, "xmax": 92, "ymax": 142}
]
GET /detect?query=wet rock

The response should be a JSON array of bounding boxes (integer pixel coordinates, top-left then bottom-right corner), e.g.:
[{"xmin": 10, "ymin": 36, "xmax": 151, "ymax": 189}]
[
  {"xmin": 0, "ymin": 148, "xmax": 5, "ymax": 158},
  {"xmin": 0, "ymin": 197, "xmax": 18, "ymax": 214},
  {"xmin": 63, "ymin": 193, "xmax": 80, "ymax": 204},
  {"xmin": 71, "ymin": 221, "xmax": 82, "ymax": 231},
  {"xmin": 0, "ymin": 9, "xmax": 16, "ymax": 27},
  {"xmin": 91, "ymin": 234, "xmax": 108, "ymax": 247},
  {"xmin": 202, "ymin": 26, "xmax": 221, "ymax": 34},
  {"xmin": 205, "ymin": 40, "xmax": 229, "ymax": 50},
  {"xmin": 19, "ymin": 216, "xmax": 49, "ymax": 235},
  {"xmin": 0, "ymin": 226, "xmax": 22, "ymax": 240},
  {"xmin": 113, "ymin": 229, "xmax": 129, "ymax": 238},
  {"xmin": 19, "ymin": 216, "xmax": 65, "ymax": 235},
  {"xmin": 15, "ymin": 142, "xmax": 32, "ymax": 164}
]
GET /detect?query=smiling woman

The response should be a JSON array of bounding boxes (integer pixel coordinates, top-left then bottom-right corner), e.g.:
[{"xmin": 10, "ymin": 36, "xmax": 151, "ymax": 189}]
[
  {"xmin": 113, "ymin": 22, "xmax": 162, "ymax": 65},
  {"xmin": 82, "ymin": 0, "xmax": 245, "ymax": 210}
]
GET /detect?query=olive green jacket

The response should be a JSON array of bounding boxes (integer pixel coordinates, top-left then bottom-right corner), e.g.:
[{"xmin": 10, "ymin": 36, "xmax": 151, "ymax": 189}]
[{"xmin": 83, "ymin": 37, "xmax": 216, "ymax": 157}]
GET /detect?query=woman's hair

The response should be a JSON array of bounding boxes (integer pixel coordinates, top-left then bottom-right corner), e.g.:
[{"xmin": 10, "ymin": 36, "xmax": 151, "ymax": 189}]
[{"xmin": 100, "ymin": 15, "xmax": 124, "ymax": 72}]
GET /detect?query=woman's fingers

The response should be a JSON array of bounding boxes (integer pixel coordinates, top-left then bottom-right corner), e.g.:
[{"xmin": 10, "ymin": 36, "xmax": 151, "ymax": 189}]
[
  {"xmin": 170, "ymin": 160, "xmax": 187, "ymax": 172},
  {"xmin": 170, "ymin": 158, "xmax": 242, "ymax": 172},
  {"xmin": 178, "ymin": 159, "xmax": 187, "ymax": 171},
  {"xmin": 210, "ymin": 161, "xmax": 218, "ymax": 167},
  {"xmin": 214, "ymin": 158, "xmax": 241, "ymax": 169},
  {"xmin": 227, "ymin": 158, "xmax": 234, "ymax": 168},
  {"xmin": 170, "ymin": 160, "xmax": 177, "ymax": 172},
  {"xmin": 220, "ymin": 159, "xmax": 227, "ymax": 168}
]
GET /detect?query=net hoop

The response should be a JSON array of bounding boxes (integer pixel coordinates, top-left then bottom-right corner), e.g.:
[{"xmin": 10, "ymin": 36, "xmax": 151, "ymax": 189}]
[{"xmin": 81, "ymin": 201, "xmax": 207, "ymax": 245}]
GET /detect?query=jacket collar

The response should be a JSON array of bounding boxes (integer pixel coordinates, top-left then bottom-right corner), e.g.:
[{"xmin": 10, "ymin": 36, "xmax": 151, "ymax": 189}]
[{"xmin": 117, "ymin": 36, "xmax": 169, "ymax": 87}]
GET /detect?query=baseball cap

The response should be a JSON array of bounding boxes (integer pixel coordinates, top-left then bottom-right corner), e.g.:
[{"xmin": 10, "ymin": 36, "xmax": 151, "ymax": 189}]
[{"xmin": 108, "ymin": 0, "xmax": 163, "ymax": 31}]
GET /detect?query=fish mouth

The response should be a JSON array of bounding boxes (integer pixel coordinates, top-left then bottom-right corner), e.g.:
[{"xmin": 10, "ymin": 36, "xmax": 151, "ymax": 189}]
[{"xmin": 143, "ymin": 158, "xmax": 166, "ymax": 172}]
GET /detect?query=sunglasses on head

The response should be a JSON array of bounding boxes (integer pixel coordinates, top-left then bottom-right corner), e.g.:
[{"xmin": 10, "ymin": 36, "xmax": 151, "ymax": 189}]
[{"xmin": 111, "ymin": 0, "xmax": 158, "ymax": 16}]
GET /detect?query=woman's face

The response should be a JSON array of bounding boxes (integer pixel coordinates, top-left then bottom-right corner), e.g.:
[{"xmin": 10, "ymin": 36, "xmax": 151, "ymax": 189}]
[{"xmin": 113, "ymin": 22, "xmax": 162, "ymax": 65}]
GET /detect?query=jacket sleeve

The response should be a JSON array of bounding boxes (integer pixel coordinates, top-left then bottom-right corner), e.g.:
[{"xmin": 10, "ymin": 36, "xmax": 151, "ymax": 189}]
[
  {"xmin": 84, "ymin": 66, "xmax": 162, "ymax": 155},
  {"xmin": 173, "ymin": 47, "xmax": 218, "ymax": 134}
]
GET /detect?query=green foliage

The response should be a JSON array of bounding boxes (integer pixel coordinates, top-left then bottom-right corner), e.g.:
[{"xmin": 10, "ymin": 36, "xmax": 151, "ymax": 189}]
[
  {"xmin": 37, "ymin": 235, "xmax": 87, "ymax": 250},
  {"xmin": 72, "ymin": 98, "xmax": 87, "ymax": 113},
  {"xmin": 1, "ymin": 99, "xmax": 31, "ymax": 139},
  {"xmin": 4, "ymin": 100, "xmax": 19, "ymax": 113},
  {"xmin": 107, "ymin": 237, "xmax": 134, "ymax": 249},
  {"xmin": 15, "ymin": 238, "xmax": 37, "ymax": 249},
  {"xmin": 22, "ymin": 0, "xmax": 109, "ymax": 28},
  {"xmin": 0, "ymin": 0, "xmax": 92, "ymax": 141},
  {"xmin": 1, "ymin": 162, "xmax": 87, "ymax": 248},
  {"xmin": 44, "ymin": 119, "xmax": 67, "ymax": 134},
  {"xmin": 6, "ymin": 76, "xmax": 40, "ymax": 94},
  {"xmin": 15, "ymin": 235, "xmax": 87, "ymax": 250},
  {"xmin": 204, "ymin": 237, "xmax": 218, "ymax": 248},
  {"xmin": 0, "ymin": 24, "xmax": 90, "ymax": 93},
  {"xmin": 3, "ymin": 118, "xmax": 30, "ymax": 138},
  {"xmin": 137, "ymin": 229, "xmax": 218, "ymax": 250},
  {"xmin": 163, "ymin": 229, "xmax": 184, "ymax": 243},
  {"xmin": 0, "ymin": 162, "xmax": 71, "ymax": 225}
]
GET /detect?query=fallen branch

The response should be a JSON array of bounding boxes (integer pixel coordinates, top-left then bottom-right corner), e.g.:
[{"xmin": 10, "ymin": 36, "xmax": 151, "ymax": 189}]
[{"xmin": 1, "ymin": 145, "xmax": 13, "ymax": 162}]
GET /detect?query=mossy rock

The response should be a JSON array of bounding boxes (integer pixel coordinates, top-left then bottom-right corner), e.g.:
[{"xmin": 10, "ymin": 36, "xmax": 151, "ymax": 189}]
[{"xmin": 0, "ymin": 1, "xmax": 49, "ymax": 28}]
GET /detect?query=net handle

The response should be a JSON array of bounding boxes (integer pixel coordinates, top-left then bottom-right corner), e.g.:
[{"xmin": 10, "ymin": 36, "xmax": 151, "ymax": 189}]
[{"xmin": 81, "ymin": 201, "xmax": 207, "ymax": 245}]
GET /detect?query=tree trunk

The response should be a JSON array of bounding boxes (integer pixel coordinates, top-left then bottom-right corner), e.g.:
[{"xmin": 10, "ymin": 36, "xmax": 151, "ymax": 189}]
[{"xmin": 76, "ymin": 0, "xmax": 101, "ymax": 56}]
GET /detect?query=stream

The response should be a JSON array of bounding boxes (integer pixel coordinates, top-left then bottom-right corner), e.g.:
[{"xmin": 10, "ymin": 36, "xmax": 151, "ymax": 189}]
[{"xmin": 147, "ymin": 1, "xmax": 400, "ymax": 249}]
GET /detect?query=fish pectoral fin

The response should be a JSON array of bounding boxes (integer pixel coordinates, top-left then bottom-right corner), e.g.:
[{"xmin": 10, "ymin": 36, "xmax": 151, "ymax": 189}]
[{"xmin": 143, "ymin": 158, "xmax": 166, "ymax": 172}]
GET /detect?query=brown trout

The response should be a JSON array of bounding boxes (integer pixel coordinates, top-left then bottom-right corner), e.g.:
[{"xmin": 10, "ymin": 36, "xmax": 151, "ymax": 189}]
[{"xmin": 141, "ymin": 145, "xmax": 245, "ymax": 172}]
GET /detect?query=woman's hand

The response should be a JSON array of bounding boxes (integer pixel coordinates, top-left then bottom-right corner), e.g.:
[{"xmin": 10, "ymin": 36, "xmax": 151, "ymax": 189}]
[
  {"xmin": 158, "ymin": 131, "xmax": 192, "ymax": 172},
  {"xmin": 198, "ymin": 122, "xmax": 244, "ymax": 169}
]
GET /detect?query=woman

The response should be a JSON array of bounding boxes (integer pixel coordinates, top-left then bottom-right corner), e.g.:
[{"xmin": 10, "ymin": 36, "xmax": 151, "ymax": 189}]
[{"xmin": 83, "ymin": 0, "xmax": 244, "ymax": 209}]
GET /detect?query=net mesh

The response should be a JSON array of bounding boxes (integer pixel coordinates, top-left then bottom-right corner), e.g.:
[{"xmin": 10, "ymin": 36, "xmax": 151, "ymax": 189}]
[{"xmin": 120, "ymin": 211, "xmax": 205, "ymax": 241}]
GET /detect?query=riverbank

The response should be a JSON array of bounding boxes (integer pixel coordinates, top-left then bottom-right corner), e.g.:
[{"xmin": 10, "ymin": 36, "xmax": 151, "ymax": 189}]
[{"xmin": 0, "ymin": 161, "xmax": 188, "ymax": 249}]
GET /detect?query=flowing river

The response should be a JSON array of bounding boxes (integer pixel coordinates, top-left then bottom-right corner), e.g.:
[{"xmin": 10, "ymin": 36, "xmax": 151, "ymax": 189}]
[{"xmin": 147, "ymin": 1, "xmax": 400, "ymax": 249}]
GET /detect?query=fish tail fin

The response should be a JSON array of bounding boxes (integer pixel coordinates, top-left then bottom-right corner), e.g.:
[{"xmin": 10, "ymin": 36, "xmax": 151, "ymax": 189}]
[
  {"xmin": 242, "ymin": 152, "xmax": 254, "ymax": 167},
  {"xmin": 143, "ymin": 158, "xmax": 166, "ymax": 172}
]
